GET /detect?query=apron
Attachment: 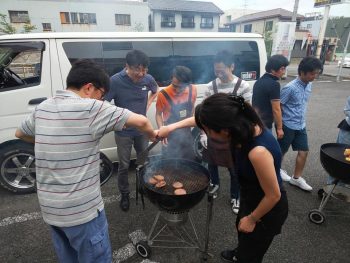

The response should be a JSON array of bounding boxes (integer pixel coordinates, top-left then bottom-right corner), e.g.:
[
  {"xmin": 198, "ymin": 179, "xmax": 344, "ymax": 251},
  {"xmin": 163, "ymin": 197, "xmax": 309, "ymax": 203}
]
[
  {"xmin": 202, "ymin": 78, "xmax": 242, "ymax": 167},
  {"xmin": 161, "ymin": 86, "xmax": 196, "ymax": 160}
]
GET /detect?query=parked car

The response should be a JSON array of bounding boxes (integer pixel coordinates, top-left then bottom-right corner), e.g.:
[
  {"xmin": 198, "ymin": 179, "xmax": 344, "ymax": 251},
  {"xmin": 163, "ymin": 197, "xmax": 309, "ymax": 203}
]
[
  {"xmin": 0, "ymin": 32, "xmax": 266, "ymax": 193},
  {"xmin": 338, "ymin": 54, "xmax": 350, "ymax": 68}
]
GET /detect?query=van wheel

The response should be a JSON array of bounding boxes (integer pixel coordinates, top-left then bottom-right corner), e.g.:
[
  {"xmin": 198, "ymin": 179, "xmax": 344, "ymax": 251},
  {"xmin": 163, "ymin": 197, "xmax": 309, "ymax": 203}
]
[
  {"xmin": 0, "ymin": 141, "xmax": 36, "ymax": 194},
  {"xmin": 99, "ymin": 152, "xmax": 114, "ymax": 186},
  {"xmin": 192, "ymin": 128, "xmax": 203, "ymax": 162}
]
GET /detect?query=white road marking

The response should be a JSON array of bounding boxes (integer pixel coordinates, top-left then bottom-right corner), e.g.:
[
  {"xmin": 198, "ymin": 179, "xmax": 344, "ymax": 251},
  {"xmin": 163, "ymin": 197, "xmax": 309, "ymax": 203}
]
[
  {"xmin": 317, "ymin": 80, "xmax": 332, "ymax": 83},
  {"xmin": 0, "ymin": 191, "xmax": 136, "ymax": 227},
  {"xmin": 342, "ymin": 79, "xmax": 350, "ymax": 82},
  {"xmin": 112, "ymin": 242, "xmax": 136, "ymax": 263}
]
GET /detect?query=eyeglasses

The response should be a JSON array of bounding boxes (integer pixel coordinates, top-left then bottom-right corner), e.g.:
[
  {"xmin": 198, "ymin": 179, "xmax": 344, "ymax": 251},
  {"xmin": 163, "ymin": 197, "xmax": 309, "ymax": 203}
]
[
  {"xmin": 129, "ymin": 66, "xmax": 148, "ymax": 75},
  {"xmin": 172, "ymin": 83, "xmax": 189, "ymax": 89},
  {"xmin": 92, "ymin": 84, "xmax": 106, "ymax": 100}
]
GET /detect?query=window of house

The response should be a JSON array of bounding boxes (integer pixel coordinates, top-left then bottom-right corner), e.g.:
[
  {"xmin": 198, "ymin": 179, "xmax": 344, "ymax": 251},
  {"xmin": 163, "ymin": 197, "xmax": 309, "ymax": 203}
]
[
  {"xmin": 8, "ymin": 11, "xmax": 30, "ymax": 23},
  {"xmin": 307, "ymin": 24, "xmax": 312, "ymax": 29},
  {"xmin": 115, "ymin": 14, "xmax": 131, "ymax": 26},
  {"xmin": 78, "ymin": 13, "xmax": 96, "ymax": 24},
  {"xmin": 70, "ymin": 12, "xmax": 79, "ymax": 24},
  {"xmin": 0, "ymin": 42, "xmax": 45, "ymax": 92},
  {"xmin": 181, "ymin": 14, "xmax": 195, "ymax": 28},
  {"xmin": 201, "ymin": 15, "xmax": 214, "ymax": 28},
  {"xmin": 265, "ymin": 21, "xmax": 273, "ymax": 32},
  {"xmin": 244, "ymin": 24, "xmax": 252, "ymax": 33},
  {"xmin": 60, "ymin": 12, "xmax": 70, "ymax": 24},
  {"xmin": 161, "ymin": 13, "xmax": 176, "ymax": 27},
  {"xmin": 42, "ymin": 23, "xmax": 51, "ymax": 31},
  {"xmin": 226, "ymin": 15, "xmax": 232, "ymax": 23}
]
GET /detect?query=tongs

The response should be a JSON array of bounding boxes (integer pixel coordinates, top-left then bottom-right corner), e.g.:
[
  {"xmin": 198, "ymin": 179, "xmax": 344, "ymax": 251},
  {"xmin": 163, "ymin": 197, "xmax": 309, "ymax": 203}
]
[
  {"xmin": 136, "ymin": 136, "xmax": 162, "ymax": 209},
  {"xmin": 136, "ymin": 136, "xmax": 162, "ymax": 166}
]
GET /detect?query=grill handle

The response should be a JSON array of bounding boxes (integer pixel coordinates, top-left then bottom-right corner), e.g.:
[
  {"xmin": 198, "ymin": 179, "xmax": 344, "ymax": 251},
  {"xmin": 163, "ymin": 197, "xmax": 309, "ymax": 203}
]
[
  {"xmin": 135, "ymin": 165, "xmax": 145, "ymax": 209},
  {"xmin": 136, "ymin": 137, "xmax": 162, "ymax": 165}
]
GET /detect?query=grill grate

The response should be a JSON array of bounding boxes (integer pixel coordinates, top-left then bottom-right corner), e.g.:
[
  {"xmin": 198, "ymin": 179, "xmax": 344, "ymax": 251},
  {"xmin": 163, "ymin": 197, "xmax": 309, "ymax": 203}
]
[{"xmin": 143, "ymin": 163, "xmax": 209, "ymax": 195}]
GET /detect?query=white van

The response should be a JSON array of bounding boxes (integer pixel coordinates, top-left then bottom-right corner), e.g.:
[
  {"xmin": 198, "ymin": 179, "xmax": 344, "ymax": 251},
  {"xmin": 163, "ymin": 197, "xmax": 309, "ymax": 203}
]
[{"xmin": 0, "ymin": 32, "xmax": 266, "ymax": 193}]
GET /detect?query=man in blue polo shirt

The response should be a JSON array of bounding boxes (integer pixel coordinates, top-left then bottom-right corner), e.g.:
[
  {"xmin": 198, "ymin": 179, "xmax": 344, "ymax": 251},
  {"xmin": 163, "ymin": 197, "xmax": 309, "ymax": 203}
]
[
  {"xmin": 278, "ymin": 56, "xmax": 322, "ymax": 191},
  {"xmin": 105, "ymin": 50, "xmax": 158, "ymax": 211}
]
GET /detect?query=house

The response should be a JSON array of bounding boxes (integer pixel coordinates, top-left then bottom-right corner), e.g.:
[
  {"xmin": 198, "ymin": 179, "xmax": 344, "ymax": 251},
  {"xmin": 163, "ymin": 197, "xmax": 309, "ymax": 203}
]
[
  {"xmin": 225, "ymin": 8, "xmax": 304, "ymax": 34},
  {"xmin": 147, "ymin": 0, "xmax": 223, "ymax": 32},
  {"xmin": 0, "ymin": 0, "xmax": 150, "ymax": 33}
]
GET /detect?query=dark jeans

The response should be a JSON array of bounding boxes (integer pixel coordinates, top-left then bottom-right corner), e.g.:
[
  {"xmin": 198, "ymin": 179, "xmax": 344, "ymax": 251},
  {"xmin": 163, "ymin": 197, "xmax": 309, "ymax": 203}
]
[
  {"xmin": 208, "ymin": 164, "xmax": 240, "ymax": 199},
  {"xmin": 115, "ymin": 134, "xmax": 148, "ymax": 194}
]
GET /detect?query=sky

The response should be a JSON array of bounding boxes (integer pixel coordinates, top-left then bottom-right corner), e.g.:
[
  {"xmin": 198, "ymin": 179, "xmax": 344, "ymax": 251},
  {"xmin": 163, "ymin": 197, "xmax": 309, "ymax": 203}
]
[{"xmin": 205, "ymin": 0, "xmax": 350, "ymax": 16}]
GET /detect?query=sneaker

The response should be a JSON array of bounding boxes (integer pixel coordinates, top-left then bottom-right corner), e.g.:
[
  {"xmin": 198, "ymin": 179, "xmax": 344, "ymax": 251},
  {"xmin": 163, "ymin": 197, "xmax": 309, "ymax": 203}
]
[
  {"xmin": 280, "ymin": 169, "xmax": 291, "ymax": 182},
  {"xmin": 209, "ymin": 183, "xmax": 219, "ymax": 199},
  {"xmin": 220, "ymin": 249, "xmax": 238, "ymax": 262},
  {"xmin": 230, "ymin": 198, "xmax": 240, "ymax": 215},
  {"xmin": 289, "ymin": 176, "xmax": 313, "ymax": 191},
  {"xmin": 120, "ymin": 193, "xmax": 130, "ymax": 211}
]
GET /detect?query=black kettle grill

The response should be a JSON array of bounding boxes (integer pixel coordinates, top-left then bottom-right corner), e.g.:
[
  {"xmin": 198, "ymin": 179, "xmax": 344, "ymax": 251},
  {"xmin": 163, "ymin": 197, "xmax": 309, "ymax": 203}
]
[
  {"xmin": 308, "ymin": 143, "xmax": 350, "ymax": 224},
  {"xmin": 135, "ymin": 158, "xmax": 217, "ymax": 262}
]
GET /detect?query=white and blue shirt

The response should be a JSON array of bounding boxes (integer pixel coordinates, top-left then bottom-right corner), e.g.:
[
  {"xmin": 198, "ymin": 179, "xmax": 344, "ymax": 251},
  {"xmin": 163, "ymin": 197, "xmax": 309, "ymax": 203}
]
[{"xmin": 280, "ymin": 78, "xmax": 312, "ymax": 130}]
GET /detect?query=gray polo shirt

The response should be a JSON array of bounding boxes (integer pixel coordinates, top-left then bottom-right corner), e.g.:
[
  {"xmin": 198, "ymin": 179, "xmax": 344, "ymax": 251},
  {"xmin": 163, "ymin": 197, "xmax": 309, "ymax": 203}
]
[
  {"xmin": 105, "ymin": 69, "xmax": 157, "ymax": 137},
  {"xmin": 19, "ymin": 90, "xmax": 131, "ymax": 227}
]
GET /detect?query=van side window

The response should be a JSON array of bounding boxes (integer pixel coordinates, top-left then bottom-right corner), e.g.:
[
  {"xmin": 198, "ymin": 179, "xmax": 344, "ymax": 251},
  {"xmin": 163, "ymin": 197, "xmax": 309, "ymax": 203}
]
[
  {"xmin": 62, "ymin": 40, "xmax": 259, "ymax": 86},
  {"xmin": 0, "ymin": 42, "xmax": 44, "ymax": 92},
  {"xmin": 172, "ymin": 40, "xmax": 260, "ymax": 83}
]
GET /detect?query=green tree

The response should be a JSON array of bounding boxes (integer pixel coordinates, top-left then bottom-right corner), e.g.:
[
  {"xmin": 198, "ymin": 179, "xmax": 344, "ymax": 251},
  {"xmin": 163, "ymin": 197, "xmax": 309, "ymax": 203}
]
[
  {"xmin": 0, "ymin": 13, "xmax": 16, "ymax": 34},
  {"xmin": 264, "ymin": 30, "xmax": 273, "ymax": 57},
  {"xmin": 133, "ymin": 22, "xmax": 144, "ymax": 32},
  {"xmin": 23, "ymin": 23, "xmax": 36, "ymax": 33}
]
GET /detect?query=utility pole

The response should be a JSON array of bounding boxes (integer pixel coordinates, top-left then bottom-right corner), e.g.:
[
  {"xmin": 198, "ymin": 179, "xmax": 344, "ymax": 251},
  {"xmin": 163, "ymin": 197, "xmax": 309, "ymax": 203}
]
[
  {"xmin": 292, "ymin": 0, "xmax": 299, "ymax": 22},
  {"xmin": 315, "ymin": 5, "xmax": 331, "ymax": 58},
  {"xmin": 336, "ymin": 29, "xmax": 350, "ymax": 82}
]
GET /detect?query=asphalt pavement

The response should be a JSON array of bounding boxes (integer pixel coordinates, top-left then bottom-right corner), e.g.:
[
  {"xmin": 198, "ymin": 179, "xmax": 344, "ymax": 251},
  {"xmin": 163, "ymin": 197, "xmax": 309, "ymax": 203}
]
[{"xmin": 1, "ymin": 76, "xmax": 350, "ymax": 263}]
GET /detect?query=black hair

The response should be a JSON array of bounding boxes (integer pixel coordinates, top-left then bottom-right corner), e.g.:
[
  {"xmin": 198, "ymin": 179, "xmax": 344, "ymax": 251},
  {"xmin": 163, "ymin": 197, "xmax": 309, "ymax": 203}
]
[
  {"xmin": 195, "ymin": 93, "xmax": 264, "ymax": 148},
  {"xmin": 66, "ymin": 59, "xmax": 110, "ymax": 93},
  {"xmin": 126, "ymin": 49, "xmax": 150, "ymax": 67},
  {"xmin": 213, "ymin": 50, "xmax": 235, "ymax": 67},
  {"xmin": 265, "ymin": 55, "xmax": 289, "ymax": 73},
  {"xmin": 298, "ymin": 56, "xmax": 323, "ymax": 75},
  {"xmin": 172, "ymin": 66, "xmax": 192, "ymax": 83}
]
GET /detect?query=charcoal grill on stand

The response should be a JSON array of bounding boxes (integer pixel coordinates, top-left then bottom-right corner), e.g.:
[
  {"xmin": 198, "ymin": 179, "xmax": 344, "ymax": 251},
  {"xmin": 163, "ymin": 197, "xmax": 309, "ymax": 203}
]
[
  {"xmin": 135, "ymin": 158, "xmax": 217, "ymax": 261},
  {"xmin": 309, "ymin": 143, "xmax": 350, "ymax": 224}
]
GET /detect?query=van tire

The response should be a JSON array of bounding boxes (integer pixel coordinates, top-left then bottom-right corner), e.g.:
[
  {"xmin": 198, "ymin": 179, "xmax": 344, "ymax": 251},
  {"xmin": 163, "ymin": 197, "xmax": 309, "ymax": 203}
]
[
  {"xmin": 0, "ymin": 141, "xmax": 36, "ymax": 194},
  {"xmin": 192, "ymin": 128, "xmax": 203, "ymax": 162},
  {"xmin": 99, "ymin": 152, "xmax": 114, "ymax": 186}
]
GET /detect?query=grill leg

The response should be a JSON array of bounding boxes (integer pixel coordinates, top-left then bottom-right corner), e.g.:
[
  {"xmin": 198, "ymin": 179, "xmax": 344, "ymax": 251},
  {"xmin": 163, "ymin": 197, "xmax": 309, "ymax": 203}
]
[
  {"xmin": 319, "ymin": 181, "xmax": 339, "ymax": 212},
  {"xmin": 147, "ymin": 211, "xmax": 161, "ymax": 244}
]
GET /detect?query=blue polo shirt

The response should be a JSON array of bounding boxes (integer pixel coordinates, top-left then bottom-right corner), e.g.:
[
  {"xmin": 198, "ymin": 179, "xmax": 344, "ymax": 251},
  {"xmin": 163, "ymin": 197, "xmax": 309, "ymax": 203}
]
[
  {"xmin": 280, "ymin": 78, "xmax": 312, "ymax": 130},
  {"xmin": 105, "ymin": 69, "xmax": 157, "ymax": 136}
]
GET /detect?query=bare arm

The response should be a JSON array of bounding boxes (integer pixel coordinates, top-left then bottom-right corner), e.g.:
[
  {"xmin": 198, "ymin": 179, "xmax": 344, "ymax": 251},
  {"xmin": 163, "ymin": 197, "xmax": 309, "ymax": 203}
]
[
  {"xmin": 15, "ymin": 129, "xmax": 35, "ymax": 144},
  {"xmin": 155, "ymin": 109, "xmax": 164, "ymax": 129},
  {"xmin": 158, "ymin": 116, "xmax": 196, "ymax": 138},
  {"xmin": 271, "ymin": 100, "xmax": 284, "ymax": 139},
  {"xmin": 147, "ymin": 88, "xmax": 159, "ymax": 111},
  {"xmin": 238, "ymin": 146, "xmax": 281, "ymax": 233},
  {"xmin": 125, "ymin": 113, "xmax": 157, "ymax": 141}
]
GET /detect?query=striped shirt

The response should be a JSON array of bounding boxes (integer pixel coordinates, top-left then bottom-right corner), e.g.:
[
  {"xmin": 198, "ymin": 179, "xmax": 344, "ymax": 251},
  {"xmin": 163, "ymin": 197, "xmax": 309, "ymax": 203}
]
[
  {"xmin": 280, "ymin": 78, "xmax": 312, "ymax": 130},
  {"xmin": 19, "ymin": 90, "xmax": 131, "ymax": 227}
]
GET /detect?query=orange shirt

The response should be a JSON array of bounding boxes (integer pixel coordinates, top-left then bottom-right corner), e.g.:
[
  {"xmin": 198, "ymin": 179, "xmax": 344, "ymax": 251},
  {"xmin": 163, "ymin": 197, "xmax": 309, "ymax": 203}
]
[{"xmin": 156, "ymin": 84, "xmax": 197, "ymax": 122}]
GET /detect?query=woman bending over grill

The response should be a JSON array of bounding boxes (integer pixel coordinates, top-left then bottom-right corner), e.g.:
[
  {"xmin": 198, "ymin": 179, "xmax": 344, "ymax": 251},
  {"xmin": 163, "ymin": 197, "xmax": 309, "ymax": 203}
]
[{"xmin": 159, "ymin": 93, "xmax": 288, "ymax": 263}]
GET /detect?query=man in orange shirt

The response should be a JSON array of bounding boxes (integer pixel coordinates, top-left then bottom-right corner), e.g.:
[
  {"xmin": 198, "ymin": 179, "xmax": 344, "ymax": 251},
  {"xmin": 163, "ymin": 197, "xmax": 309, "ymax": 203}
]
[{"xmin": 156, "ymin": 66, "xmax": 197, "ymax": 160}]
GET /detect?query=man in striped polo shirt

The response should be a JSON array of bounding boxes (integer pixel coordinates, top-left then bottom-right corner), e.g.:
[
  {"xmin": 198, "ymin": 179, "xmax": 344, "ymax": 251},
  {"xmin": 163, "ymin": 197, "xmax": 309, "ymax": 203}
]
[{"xmin": 15, "ymin": 60, "xmax": 157, "ymax": 263}]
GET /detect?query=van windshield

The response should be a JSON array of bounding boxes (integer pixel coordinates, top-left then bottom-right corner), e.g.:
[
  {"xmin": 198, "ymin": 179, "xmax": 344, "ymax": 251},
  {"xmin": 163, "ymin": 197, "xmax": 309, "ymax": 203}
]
[{"xmin": 0, "ymin": 42, "xmax": 45, "ymax": 92}]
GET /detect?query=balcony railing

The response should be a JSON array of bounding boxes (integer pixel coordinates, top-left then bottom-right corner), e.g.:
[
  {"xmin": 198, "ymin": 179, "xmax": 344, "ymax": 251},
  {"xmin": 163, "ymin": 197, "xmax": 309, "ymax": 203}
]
[
  {"xmin": 200, "ymin": 23, "xmax": 214, "ymax": 29},
  {"xmin": 181, "ymin": 22, "xmax": 195, "ymax": 28},
  {"xmin": 161, "ymin": 21, "xmax": 176, "ymax": 28}
]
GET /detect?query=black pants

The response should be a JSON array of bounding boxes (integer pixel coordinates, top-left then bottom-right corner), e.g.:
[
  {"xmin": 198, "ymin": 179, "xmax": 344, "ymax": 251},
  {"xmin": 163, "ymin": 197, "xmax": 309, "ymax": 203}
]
[
  {"xmin": 235, "ymin": 226, "xmax": 275, "ymax": 263},
  {"xmin": 235, "ymin": 192, "xmax": 288, "ymax": 263}
]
